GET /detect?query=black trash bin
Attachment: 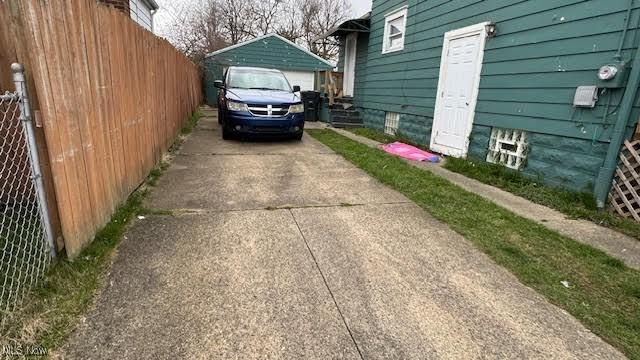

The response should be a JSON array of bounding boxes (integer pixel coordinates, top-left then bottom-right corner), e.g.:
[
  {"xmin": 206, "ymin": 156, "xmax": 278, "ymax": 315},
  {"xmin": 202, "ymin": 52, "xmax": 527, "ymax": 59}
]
[{"xmin": 301, "ymin": 91, "xmax": 321, "ymax": 122}]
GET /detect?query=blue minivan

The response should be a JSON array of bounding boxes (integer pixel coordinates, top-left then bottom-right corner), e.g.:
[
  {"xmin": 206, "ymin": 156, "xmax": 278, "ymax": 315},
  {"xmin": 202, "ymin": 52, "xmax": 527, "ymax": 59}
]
[{"xmin": 215, "ymin": 66, "xmax": 305, "ymax": 140}]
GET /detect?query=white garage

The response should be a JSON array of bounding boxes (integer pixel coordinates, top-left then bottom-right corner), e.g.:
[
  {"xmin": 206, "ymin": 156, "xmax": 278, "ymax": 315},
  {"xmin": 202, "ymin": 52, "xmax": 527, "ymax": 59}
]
[{"xmin": 281, "ymin": 70, "xmax": 316, "ymax": 91}]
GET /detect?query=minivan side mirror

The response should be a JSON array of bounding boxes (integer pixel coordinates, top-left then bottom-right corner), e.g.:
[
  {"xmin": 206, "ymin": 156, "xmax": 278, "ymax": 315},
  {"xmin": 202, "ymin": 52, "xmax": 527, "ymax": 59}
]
[
  {"xmin": 292, "ymin": 85, "xmax": 301, "ymax": 92},
  {"xmin": 214, "ymin": 80, "xmax": 224, "ymax": 89}
]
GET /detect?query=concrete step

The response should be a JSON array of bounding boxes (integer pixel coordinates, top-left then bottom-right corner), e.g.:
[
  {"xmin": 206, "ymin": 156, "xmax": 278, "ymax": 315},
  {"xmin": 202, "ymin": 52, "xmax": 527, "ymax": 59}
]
[
  {"xmin": 329, "ymin": 103, "xmax": 355, "ymax": 111},
  {"xmin": 331, "ymin": 122, "xmax": 364, "ymax": 129},
  {"xmin": 330, "ymin": 109, "xmax": 360, "ymax": 118},
  {"xmin": 333, "ymin": 96, "xmax": 354, "ymax": 104}
]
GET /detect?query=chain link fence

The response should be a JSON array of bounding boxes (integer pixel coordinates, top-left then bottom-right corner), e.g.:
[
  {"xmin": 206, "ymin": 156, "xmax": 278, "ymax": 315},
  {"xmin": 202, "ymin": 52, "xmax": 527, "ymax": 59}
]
[{"xmin": 0, "ymin": 64, "xmax": 54, "ymax": 327}]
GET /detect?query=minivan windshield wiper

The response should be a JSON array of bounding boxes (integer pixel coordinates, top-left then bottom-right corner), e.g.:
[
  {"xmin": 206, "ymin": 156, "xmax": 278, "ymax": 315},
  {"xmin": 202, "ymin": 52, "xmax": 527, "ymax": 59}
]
[{"xmin": 247, "ymin": 87, "xmax": 288, "ymax": 91}]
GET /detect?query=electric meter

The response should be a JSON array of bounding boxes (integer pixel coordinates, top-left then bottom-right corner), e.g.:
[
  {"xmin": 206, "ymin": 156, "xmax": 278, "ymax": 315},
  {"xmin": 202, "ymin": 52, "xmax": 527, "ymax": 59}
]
[{"xmin": 596, "ymin": 61, "xmax": 628, "ymax": 88}]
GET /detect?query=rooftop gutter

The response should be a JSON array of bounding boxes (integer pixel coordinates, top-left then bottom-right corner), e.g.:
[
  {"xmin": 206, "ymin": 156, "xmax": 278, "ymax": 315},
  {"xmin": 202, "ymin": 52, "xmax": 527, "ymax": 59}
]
[
  {"xmin": 145, "ymin": 0, "xmax": 160, "ymax": 11},
  {"xmin": 313, "ymin": 13, "xmax": 371, "ymax": 42}
]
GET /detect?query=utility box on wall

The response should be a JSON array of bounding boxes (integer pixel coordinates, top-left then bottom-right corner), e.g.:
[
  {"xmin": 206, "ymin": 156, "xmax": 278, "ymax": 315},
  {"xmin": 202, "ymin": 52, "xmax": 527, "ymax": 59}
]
[{"xmin": 597, "ymin": 61, "xmax": 629, "ymax": 89}]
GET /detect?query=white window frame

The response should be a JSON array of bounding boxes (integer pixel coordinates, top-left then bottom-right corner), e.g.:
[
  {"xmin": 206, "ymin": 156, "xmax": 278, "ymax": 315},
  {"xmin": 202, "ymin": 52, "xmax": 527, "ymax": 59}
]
[
  {"xmin": 382, "ymin": 6, "xmax": 408, "ymax": 54},
  {"xmin": 486, "ymin": 128, "xmax": 529, "ymax": 170}
]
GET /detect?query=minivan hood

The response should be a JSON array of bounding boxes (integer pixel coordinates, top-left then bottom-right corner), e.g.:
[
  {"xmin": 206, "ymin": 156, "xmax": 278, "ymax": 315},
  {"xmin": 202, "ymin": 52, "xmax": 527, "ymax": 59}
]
[{"xmin": 226, "ymin": 88, "xmax": 301, "ymax": 104}]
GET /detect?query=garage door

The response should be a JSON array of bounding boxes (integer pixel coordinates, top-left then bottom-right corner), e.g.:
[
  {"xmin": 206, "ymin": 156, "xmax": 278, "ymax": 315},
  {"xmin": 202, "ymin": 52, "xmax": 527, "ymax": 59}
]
[{"xmin": 281, "ymin": 71, "xmax": 315, "ymax": 91}]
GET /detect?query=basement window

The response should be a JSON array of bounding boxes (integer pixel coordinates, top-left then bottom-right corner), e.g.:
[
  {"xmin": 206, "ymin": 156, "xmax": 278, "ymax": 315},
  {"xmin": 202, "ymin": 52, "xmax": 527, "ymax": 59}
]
[
  {"xmin": 486, "ymin": 128, "xmax": 528, "ymax": 170},
  {"xmin": 382, "ymin": 7, "xmax": 407, "ymax": 54},
  {"xmin": 384, "ymin": 112, "xmax": 400, "ymax": 135}
]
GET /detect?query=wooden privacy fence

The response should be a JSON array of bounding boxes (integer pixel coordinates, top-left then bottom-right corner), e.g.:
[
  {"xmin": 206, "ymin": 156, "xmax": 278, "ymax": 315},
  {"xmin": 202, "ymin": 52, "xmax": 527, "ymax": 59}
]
[
  {"xmin": 0, "ymin": 0, "xmax": 202, "ymax": 256},
  {"xmin": 319, "ymin": 70, "xmax": 344, "ymax": 106}
]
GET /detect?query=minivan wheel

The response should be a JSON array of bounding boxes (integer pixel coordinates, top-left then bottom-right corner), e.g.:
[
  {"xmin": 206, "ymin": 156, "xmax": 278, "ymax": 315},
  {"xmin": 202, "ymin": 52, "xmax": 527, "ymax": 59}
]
[
  {"xmin": 222, "ymin": 126, "xmax": 232, "ymax": 140},
  {"xmin": 293, "ymin": 132, "xmax": 303, "ymax": 141}
]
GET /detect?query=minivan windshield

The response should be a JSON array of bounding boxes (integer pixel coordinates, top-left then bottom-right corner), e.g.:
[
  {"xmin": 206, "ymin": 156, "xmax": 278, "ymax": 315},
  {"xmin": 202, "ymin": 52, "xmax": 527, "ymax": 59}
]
[{"xmin": 227, "ymin": 69, "xmax": 291, "ymax": 91}]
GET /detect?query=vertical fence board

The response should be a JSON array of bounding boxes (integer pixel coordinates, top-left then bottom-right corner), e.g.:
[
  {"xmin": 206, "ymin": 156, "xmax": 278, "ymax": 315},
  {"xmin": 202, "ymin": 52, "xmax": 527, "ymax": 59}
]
[
  {"xmin": 96, "ymin": 21, "xmax": 122, "ymax": 213},
  {"xmin": 0, "ymin": 0, "xmax": 202, "ymax": 256},
  {"xmin": 21, "ymin": 0, "xmax": 66, "ymax": 249},
  {"xmin": 38, "ymin": 1, "xmax": 89, "ymax": 250},
  {"xmin": 103, "ymin": 8, "xmax": 127, "ymax": 201},
  {"xmin": 63, "ymin": 0, "xmax": 105, "ymax": 232},
  {"xmin": 82, "ymin": 0, "xmax": 118, "ymax": 216},
  {"xmin": 0, "ymin": 4, "xmax": 16, "ymax": 87}
]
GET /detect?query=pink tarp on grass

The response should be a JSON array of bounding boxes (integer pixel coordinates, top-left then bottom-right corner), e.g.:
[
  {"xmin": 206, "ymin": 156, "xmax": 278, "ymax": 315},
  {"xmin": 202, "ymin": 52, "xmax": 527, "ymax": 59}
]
[{"xmin": 379, "ymin": 142, "xmax": 440, "ymax": 163}]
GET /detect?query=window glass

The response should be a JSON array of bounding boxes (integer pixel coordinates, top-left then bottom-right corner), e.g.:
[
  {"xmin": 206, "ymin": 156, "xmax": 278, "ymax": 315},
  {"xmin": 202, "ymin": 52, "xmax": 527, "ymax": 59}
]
[
  {"xmin": 389, "ymin": 35, "xmax": 403, "ymax": 49},
  {"xmin": 227, "ymin": 69, "xmax": 291, "ymax": 91},
  {"xmin": 389, "ymin": 18, "xmax": 403, "ymax": 35}
]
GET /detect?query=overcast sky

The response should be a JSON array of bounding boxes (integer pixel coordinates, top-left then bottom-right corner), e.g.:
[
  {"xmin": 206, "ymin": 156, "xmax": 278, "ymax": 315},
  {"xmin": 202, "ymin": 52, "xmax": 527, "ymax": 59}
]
[
  {"xmin": 350, "ymin": 0, "xmax": 373, "ymax": 17},
  {"xmin": 154, "ymin": 0, "xmax": 372, "ymax": 37}
]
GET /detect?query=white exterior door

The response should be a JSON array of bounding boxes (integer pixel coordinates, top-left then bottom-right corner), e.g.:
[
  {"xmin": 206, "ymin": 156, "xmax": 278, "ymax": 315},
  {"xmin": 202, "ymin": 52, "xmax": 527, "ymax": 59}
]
[
  {"xmin": 343, "ymin": 33, "xmax": 357, "ymax": 97},
  {"xmin": 281, "ymin": 70, "xmax": 315, "ymax": 91},
  {"xmin": 430, "ymin": 22, "xmax": 489, "ymax": 157}
]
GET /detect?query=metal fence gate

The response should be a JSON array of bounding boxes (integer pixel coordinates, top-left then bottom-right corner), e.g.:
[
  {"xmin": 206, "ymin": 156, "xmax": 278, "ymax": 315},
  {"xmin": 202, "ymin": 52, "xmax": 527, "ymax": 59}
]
[{"xmin": 0, "ymin": 64, "xmax": 55, "ymax": 325}]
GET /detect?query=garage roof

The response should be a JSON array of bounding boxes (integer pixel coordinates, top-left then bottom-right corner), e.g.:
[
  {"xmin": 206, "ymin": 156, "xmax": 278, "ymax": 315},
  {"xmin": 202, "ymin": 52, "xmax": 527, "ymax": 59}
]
[{"xmin": 205, "ymin": 34, "xmax": 334, "ymax": 71}]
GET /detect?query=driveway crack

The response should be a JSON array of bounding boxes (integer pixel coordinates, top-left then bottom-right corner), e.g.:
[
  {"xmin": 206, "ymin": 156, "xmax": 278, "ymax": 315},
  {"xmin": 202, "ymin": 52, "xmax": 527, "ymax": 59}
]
[{"xmin": 288, "ymin": 209, "xmax": 365, "ymax": 360}]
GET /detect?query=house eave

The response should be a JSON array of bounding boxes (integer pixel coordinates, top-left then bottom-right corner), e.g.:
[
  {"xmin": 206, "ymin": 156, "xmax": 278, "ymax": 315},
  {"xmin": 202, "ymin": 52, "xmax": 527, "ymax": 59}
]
[
  {"xmin": 313, "ymin": 13, "xmax": 371, "ymax": 42},
  {"xmin": 142, "ymin": 0, "xmax": 159, "ymax": 11}
]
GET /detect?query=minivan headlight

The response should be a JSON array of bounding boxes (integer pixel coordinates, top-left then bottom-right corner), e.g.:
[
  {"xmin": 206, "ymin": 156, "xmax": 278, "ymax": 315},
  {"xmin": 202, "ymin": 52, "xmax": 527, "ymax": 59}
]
[
  {"xmin": 227, "ymin": 100, "xmax": 248, "ymax": 112},
  {"xmin": 288, "ymin": 103, "xmax": 304, "ymax": 113}
]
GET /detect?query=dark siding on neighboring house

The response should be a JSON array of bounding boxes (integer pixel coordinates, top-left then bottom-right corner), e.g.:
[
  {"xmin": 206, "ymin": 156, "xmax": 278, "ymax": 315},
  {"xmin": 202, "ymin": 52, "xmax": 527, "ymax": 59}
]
[
  {"xmin": 357, "ymin": 0, "xmax": 640, "ymax": 191},
  {"xmin": 99, "ymin": 0, "xmax": 129, "ymax": 12},
  {"xmin": 337, "ymin": 45, "xmax": 345, "ymax": 72},
  {"xmin": 204, "ymin": 62, "xmax": 226, "ymax": 107},
  {"xmin": 354, "ymin": 33, "xmax": 370, "ymax": 109}
]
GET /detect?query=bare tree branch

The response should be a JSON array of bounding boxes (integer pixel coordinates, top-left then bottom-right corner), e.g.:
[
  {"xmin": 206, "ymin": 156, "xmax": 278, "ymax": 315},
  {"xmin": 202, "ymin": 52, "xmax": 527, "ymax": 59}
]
[{"xmin": 159, "ymin": 0, "xmax": 350, "ymax": 63}]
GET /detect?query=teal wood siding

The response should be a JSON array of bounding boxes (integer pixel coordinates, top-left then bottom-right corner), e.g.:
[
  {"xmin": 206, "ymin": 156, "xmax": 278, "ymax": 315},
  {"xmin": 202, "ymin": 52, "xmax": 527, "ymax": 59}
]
[
  {"xmin": 337, "ymin": 43, "xmax": 345, "ymax": 72},
  {"xmin": 357, "ymin": 0, "xmax": 640, "ymax": 192},
  {"xmin": 353, "ymin": 32, "xmax": 370, "ymax": 107},
  {"xmin": 204, "ymin": 61, "xmax": 224, "ymax": 106},
  {"xmin": 204, "ymin": 35, "xmax": 333, "ymax": 105}
]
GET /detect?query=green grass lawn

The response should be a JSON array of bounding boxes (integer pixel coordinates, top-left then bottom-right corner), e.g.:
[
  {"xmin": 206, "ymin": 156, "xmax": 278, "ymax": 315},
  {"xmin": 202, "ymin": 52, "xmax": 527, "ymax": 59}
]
[
  {"xmin": 349, "ymin": 127, "xmax": 425, "ymax": 148},
  {"xmin": 346, "ymin": 127, "xmax": 640, "ymax": 240},
  {"xmin": 308, "ymin": 129, "xmax": 640, "ymax": 359},
  {"xmin": 444, "ymin": 157, "xmax": 640, "ymax": 240},
  {"xmin": 1, "ymin": 110, "xmax": 201, "ymax": 354}
]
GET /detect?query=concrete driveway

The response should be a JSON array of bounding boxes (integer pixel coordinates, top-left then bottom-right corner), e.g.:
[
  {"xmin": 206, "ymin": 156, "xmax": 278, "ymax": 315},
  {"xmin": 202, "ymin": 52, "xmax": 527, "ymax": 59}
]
[{"xmin": 63, "ymin": 111, "xmax": 623, "ymax": 359}]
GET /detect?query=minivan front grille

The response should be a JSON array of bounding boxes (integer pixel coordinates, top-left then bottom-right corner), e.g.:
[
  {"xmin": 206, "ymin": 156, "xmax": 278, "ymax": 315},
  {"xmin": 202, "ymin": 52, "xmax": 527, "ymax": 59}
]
[{"xmin": 247, "ymin": 104, "xmax": 290, "ymax": 117}]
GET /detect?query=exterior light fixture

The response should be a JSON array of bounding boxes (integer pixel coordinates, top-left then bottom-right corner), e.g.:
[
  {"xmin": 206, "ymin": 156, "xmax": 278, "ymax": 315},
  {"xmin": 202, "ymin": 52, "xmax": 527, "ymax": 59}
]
[{"xmin": 485, "ymin": 23, "xmax": 497, "ymax": 37}]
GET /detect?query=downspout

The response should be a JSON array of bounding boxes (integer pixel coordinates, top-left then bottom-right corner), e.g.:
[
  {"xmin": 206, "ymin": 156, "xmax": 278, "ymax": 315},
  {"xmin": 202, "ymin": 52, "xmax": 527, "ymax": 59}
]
[
  {"xmin": 614, "ymin": 0, "xmax": 633, "ymax": 61},
  {"xmin": 594, "ymin": 34, "xmax": 640, "ymax": 208}
]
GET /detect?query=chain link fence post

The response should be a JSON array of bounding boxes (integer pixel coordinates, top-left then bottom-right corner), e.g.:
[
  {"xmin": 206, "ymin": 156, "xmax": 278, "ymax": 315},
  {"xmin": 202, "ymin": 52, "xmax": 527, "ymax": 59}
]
[
  {"xmin": 11, "ymin": 63, "xmax": 56, "ymax": 258},
  {"xmin": 1, "ymin": 62, "xmax": 54, "ymax": 324}
]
